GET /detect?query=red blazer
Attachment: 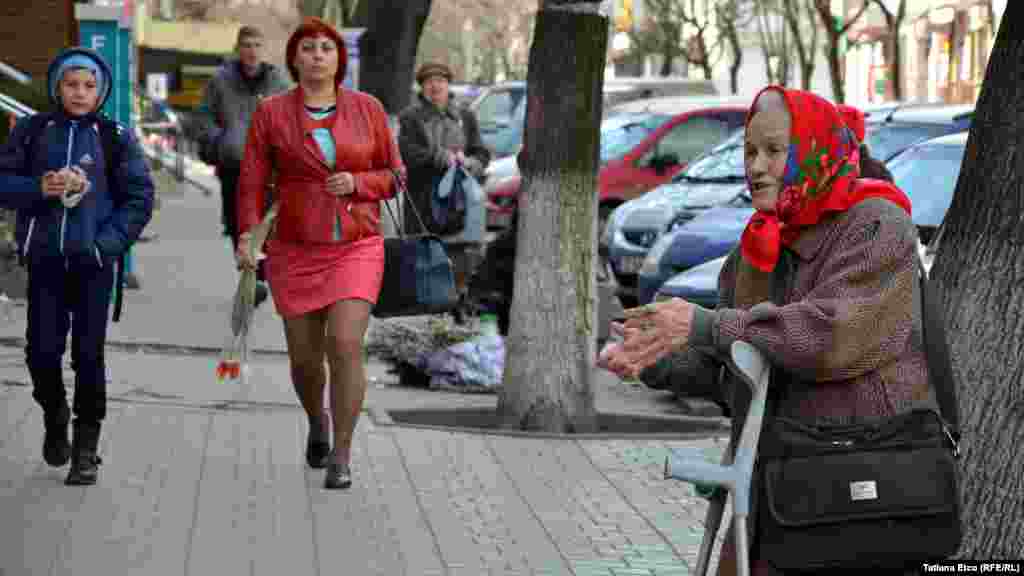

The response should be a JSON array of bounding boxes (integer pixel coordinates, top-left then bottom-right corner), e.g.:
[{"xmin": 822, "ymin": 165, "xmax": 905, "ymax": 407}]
[{"xmin": 237, "ymin": 86, "xmax": 403, "ymax": 244}]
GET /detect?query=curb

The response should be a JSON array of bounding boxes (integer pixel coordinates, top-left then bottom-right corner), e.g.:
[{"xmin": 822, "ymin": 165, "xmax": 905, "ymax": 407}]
[
  {"xmin": 368, "ymin": 406, "xmax": 730, "ymax": 441},
  {"xmin": 0, "ymin": 336, "xmax": 288, "ymax": 358}
]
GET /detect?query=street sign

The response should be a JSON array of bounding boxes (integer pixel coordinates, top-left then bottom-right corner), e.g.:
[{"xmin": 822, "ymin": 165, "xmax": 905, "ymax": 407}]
[{"xmin": 147, "ymin": 73, "xmax": 168, "ymax": 101}]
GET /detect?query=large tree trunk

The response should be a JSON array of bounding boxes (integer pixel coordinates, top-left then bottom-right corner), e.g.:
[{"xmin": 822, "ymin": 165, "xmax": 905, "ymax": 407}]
[
  {"xmin": 932, "ymin": 5, "xmax": 1024, "ymax": 558},
  {"xmin": 824, "ymin": 34, "xmax": 844, "ymax": 102},
  {"xmin": 723, "ymin": 21, "xmax": 742, "ymax": 94},
  {"xmin": 498, "ymin": 0, "xmax": 604, "ymax": 433},
  {"xmin": 815, "ymin": 0, "xmax": 868, "ymax": 103},
  {"xmin": 357, "ymin": 0, "xmax": 432, "ymax": 114},
  {"xmin": 888, "ymin": 32, "xmax": 903, "ymax": 101}
]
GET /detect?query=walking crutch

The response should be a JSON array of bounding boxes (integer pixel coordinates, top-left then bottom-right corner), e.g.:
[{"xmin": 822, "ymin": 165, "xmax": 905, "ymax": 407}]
[{"xmin": 663, "ymin": 341, "xmax": 770, "ymax": 576}]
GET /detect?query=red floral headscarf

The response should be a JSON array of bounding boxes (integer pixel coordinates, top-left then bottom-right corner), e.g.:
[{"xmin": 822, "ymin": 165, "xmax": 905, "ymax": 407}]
[
  {"xmin": 837, "ymin": 103, "xmax": 866, "ymax": 142},
  {"xmin": 740, "ymin": 87, "xmax": 911, "ymax": 272}
]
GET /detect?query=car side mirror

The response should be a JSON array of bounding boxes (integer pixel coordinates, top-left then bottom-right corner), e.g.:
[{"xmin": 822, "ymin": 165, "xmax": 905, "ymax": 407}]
[{"xmin": 650, "ymin": 153, "xmax": 681, "ymax": 175}]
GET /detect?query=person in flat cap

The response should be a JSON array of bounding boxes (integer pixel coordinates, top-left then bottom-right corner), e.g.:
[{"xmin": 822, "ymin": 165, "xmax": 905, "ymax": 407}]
[{"xmin": 398, "ymin": 61, "xmax": 490, "ymax": 323}]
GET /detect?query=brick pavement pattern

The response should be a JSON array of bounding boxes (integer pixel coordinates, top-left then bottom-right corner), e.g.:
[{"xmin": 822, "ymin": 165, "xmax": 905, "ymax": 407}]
[{"xmin": 1, "ymin": 380, "xmax": 727, "ymax": 576}]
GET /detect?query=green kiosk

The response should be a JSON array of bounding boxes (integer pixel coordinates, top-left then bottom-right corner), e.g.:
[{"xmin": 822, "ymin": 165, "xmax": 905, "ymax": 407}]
[{"xmin": 74, "ymin": 2, "xmax": 141, "ymax": 290}]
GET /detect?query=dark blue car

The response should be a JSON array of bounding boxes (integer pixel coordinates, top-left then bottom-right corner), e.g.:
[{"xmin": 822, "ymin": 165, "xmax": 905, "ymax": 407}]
[
  {"xmin": 634, "ymin": 196, "xmax": 754, "ymax": 305},
  {"xmin": 655, "ymin": 254, "xmax": 726, "ymax": 308},
  {"xmin": 604, "ymin": 129, "xmax": 745, "ymax": 306},
  {"xmin": 656, "ymin": 130, "xmax": 968, "ymax": 305},
  {"xmin": 864, "ymin": 103, "xmax": 973, "ymax": 161}
]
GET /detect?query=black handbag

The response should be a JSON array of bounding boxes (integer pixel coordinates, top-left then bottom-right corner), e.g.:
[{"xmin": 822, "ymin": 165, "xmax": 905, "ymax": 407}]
[
  {"xmin": 757, "ymin": 260, "xmax": 962, "ymax": 573},
  {"xmin": 372, "ymin": 169, "xmax": 458, "ymax": 318}
]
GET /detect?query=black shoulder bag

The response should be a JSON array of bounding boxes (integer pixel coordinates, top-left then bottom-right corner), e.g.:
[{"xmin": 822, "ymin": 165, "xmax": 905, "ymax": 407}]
[
  {"xmin": 372, "ymin": 168, "xmax": 458, "ymax": 318},
  {"xmin": 756, "ymin": 259, "xmax": 962, "ymax": 573}
]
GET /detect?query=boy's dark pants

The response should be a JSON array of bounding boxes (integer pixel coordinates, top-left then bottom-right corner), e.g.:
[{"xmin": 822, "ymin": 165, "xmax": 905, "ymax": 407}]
[{"xmin": 25, "ymin": 252, "xmax": 114, "ymax": 426}]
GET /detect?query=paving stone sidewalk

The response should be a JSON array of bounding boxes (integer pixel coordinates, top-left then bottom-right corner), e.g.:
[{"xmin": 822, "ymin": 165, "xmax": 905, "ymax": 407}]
[{"xmin": 0, "ymin": 346, "xmax": 730, "ymax": 576}]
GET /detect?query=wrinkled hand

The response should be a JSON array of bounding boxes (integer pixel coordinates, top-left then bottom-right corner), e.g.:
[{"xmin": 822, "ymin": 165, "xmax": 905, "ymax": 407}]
[
  {"xmin": 326, "ymin": 172, "xmax": 355, "ymax": 197},
  {"xmin": 235, "ymin": 233, "xmax": 257, "ymax": 271},
  {"xmin": 597, "ymin": 298, "xmax": 696, "ymax": 379}
]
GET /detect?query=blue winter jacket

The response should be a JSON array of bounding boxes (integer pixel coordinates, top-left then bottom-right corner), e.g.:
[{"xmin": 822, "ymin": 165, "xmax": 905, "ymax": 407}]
[{"xmin": 0, "ymin": 48, "xmax": 153, "ymax": 265}]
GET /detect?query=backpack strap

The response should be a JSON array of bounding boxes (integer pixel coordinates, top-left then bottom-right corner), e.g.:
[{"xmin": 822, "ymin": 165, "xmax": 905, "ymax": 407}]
[
  {"xmin": 97, "ymin": 116, "xmax": 127, "ymax": 323},
  {"xmin": 918, "ymin": 259, "xmax": 961, "ymax": 454},
  {"xmin": 21, "ymin": 113, "xmax": 53, "ymax": 176}
]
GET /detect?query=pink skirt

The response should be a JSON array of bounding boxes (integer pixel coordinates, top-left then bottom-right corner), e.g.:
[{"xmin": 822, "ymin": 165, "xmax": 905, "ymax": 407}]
[{"xmin": 264, "ymin": 236, "xmax": 384, "ymax": 318}]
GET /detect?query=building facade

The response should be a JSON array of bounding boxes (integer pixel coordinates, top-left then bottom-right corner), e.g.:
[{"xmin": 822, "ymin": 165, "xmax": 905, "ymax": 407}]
[
  {"xmin": 845, "ymin": 0, "xmax": 1005, "ymax": 105},
  {"xmin": 0, "ymin": 0, "xmax": 79, "ymax": 81}
]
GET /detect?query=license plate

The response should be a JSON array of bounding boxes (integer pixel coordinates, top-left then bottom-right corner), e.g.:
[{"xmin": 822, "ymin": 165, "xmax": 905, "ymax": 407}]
[{"xmin": 618, "ymin": 255, "xmax": 645, "ymax": 274}]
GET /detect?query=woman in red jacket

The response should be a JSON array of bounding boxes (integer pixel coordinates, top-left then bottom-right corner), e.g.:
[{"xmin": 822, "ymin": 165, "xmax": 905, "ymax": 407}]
[{"xmin": 235, "ymin": 17, "xmax": 402, "ymax": 490}]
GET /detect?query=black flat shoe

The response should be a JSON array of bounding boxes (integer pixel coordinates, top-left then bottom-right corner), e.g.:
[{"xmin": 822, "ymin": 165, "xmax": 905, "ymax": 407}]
[
  {"xmin": 306, "ymin": 435, "xmax": 330, "ymax": 469},
  {"xmin": 323, "ymin": 462, "xmax": 352, "ymax": 490}
]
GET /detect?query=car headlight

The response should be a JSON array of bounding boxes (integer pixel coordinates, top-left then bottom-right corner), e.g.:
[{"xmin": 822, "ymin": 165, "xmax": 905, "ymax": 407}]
[
  {"xmin": 639, "ymin": 233, "xmax": 675, "ymax": 276},
  {"xmin": 602, "ymin": 204, "xmax": 628, "ymax": 246}
]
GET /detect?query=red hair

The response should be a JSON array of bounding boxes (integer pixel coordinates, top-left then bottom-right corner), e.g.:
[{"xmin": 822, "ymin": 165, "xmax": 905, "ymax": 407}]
[{"xmin": 285, "ymin": 17, "xmax": 348, "ymax": 87}]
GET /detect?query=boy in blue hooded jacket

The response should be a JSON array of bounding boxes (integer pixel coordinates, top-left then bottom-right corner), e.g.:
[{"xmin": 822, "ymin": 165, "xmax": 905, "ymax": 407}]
[{"xmin": 0, "ymin": 48, "xmax": 154, "ymax": 485}]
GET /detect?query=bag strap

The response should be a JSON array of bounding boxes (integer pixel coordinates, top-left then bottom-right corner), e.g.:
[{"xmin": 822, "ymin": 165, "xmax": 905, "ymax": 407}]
[
  {"xmin": 917, "ymin": 259, "xmax": 961, "ymax": 451},
  {"xmin": 98, "ymin": 117, "xmax": 127, "ymax": 323},
  {"xmin": 21, "ymin": 113, "xmax": 52, "ymax": 176},
  {"xmin": 382, "ymin": 167, "xmax": 430, "ymax": 238}
]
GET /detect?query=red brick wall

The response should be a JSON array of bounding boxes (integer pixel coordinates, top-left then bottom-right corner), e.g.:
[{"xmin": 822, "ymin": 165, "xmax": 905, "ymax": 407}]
[{"xmin": 0, "ymin": 0, "xmax": 76, "ymax": 80}]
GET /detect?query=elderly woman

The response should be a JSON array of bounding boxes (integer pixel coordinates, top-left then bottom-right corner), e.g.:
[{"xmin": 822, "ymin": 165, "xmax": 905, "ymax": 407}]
[
  {"xmin": 398, "ymin": 61, "xmax": 490, "ymax": 323},
  {"xmin": 837, "ymin": 103, "xmax": 894, "ymax": 182},
  {"xmin": 600, "ymin": 87, "xmax": 927, "ymax": 574},
  {"xmin": 236, "ymin": 18, "xmax": 402, "ymax": 490}
]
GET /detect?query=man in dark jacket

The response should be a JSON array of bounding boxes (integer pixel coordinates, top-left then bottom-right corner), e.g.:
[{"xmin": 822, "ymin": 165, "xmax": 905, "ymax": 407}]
[
  {"xmin": 0, "ymin": 48, "xmax": 154, "ymax": 485},
  {"xmin": 197, "ymin": 25, "xmax": 289, "ymax": 306},
  {"xmin": 398, "ymin": 62, "xmax": 490, "ymax": 322}
]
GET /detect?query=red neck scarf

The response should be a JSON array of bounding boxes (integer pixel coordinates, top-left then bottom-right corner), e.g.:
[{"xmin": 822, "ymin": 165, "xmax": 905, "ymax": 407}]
[{"xmin": 740, "ymin": 87, "xmax": 911, "ymax": 272}]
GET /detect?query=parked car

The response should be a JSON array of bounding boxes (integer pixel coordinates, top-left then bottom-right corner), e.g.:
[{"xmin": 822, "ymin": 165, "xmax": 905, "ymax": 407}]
[
  {"xmin": 634, "ymin": 196, "xmax": 755, "ymax": 305},
  {"xmin": 470, "ymin": 78, "xmax": 719, "ymax": 161},
  {"xmin": 654, "ymin": 130, "xmax": 968, "ymax": 306},
  {"xmin": 482, "ymin": 95, "xmax": 747, "ymax": 208},
  {"xmin": 485, "ymin": 111, "xmax": 667, "ymax": 230},
  {"xmin": 654, "ymin": 254, "xmax": 725, "ymax": 308},
  {"xmin": 485, "ymin": 100, "xmax": 748, "ymax": 234},
  {"xmin": 864, "ymin": 102, "xmax": 973, "ymax": 162},
  {"xmin": 602, "ymin": 128, "xmax": 746, "ymax": 306}
]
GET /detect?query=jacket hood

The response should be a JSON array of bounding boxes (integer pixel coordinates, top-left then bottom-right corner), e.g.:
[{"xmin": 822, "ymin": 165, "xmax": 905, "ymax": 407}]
[{"xmin": 47, "ymin": 47, "xmax": 113, "ymax": 113}]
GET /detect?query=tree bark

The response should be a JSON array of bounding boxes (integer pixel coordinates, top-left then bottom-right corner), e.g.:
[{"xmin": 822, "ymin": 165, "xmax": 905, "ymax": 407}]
[
  {"xmin": 357, "ymin": 0, "xmax": 432, "ymax": 114},
  {"xmin": 782, "ymin": 0, "xmax": 817, "ymax": 90},
  {"xmin": 872, "ymin": 0, "xmax": 906, "ymax": 101},
  {"xmin": 931, "ymin": 4, "xmax": 1024, "ymax": 558},
  {"xmin": 717, "ymin": 4, "xmax": 744, "ymax": 94},
  {"xmin": 814, "ymin": 0, "xmax": 868, "ymax": 103},
  {"xmin": 499, "ymin": 1, "xmax": 604, "ymax": 433}
]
